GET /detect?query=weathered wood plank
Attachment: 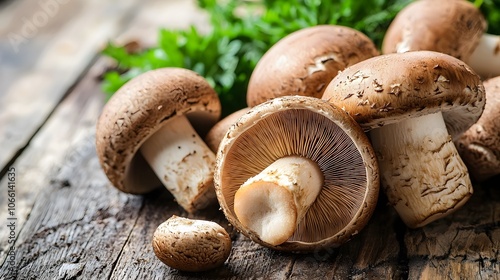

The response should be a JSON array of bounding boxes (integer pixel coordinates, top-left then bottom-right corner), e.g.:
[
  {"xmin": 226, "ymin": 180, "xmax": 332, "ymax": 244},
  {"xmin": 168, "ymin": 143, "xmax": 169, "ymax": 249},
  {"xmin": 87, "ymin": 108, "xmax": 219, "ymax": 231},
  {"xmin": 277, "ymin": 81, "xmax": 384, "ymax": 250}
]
[
  {"xmin": 3, "ymin": 127, "xmax": 499, "ymax": 279},
  {"xmin": 0, "ymin": 133, "xmax": 144, "ymax": 279},
  {"xmin": 0, "ymin": 59, "xmax": 108, "ymax": 267},
  {"xmin": 406, "ymin": 180, "xmax": 500, "ymax": 279},
  {"xmin": 0, "ymin": 0, "xmax": 146, "ymax": 172}
]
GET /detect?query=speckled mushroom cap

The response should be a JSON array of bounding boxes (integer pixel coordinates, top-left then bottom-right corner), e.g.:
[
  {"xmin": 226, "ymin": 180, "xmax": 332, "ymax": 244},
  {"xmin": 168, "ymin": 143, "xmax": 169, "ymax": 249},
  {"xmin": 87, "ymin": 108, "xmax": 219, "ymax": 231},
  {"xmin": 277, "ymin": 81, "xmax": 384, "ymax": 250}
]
[
  {"xmin": 382, "ymin": 0, "xmax": 486, "ymax": 62},
  {"xmin": 322, "ymin": 51, "xmax": 485, "ymax": 138},
  {"xmin": 457, "ymin": 76, "xmax": 500, "ymax": 182},
  {"xmin": 246, "ymin": 25, "xmax": 379, "ymax": 107},
  {"xmin": 96, "ymin": 68, "xmax": 221, "ymax": 194},
  {"xmin": 152, "ymin": 215, "xmax": 232, "ymax": 272},
  {"xmin": 214, "ymin": 96, "xmax": 379, "ymax": 252}
]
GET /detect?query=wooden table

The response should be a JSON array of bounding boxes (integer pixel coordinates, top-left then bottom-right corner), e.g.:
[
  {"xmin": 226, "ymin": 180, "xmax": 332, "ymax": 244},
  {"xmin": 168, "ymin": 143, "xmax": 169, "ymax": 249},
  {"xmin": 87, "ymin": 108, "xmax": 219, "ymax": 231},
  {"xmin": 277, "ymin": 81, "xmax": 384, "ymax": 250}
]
[{"xmin": 0, "ymin": 0, "xmax": 499, "ymax": 279}]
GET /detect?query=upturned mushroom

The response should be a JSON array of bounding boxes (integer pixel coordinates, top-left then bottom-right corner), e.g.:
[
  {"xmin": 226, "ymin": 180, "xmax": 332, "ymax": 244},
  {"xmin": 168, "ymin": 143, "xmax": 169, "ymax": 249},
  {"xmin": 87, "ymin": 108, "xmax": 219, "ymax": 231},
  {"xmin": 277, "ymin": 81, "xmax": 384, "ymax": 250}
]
[
  {"xmin": 152, "ymin": 215, "xmax": 232, "ymax": 272},
  {"xmin": 215, "ymin": 96, "xmax": 379, "ymax": 252},
  {"xmin": 322, "ymin": 51, "xmax": 485, "ymax": 228},
  {"xmin": 382, "ymin": 0, "xmax": 500, "ymax": 79},
  {"xmin": 456, "ymin": 76, "xmax": 500, "ymax": 182},
  {"xmin": 246, "ymin": 25, "xmax": 379, "ymax": 107},
  {"xmin": 96, "ymin": 68, "xmax": 221, "ymax": 213}
]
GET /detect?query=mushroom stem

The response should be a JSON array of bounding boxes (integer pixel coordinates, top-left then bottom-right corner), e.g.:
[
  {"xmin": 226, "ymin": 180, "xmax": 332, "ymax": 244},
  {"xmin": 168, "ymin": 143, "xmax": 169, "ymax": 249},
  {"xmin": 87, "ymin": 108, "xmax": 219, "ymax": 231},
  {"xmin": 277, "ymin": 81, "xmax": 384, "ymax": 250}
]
[
  {"xmin": 233, "ymin": 156, "xmax": 323, "ymax": 245},
  {"xmin": 369, "ymin": 112, "xmax": 473, "ymax": 228},
  {"xmin": 140, "ymin": 115, "xmax": 216, "ymax": 213},
  {"xmin": 468, "ymin": 34, "xmax": 500, "ymax": 78}
]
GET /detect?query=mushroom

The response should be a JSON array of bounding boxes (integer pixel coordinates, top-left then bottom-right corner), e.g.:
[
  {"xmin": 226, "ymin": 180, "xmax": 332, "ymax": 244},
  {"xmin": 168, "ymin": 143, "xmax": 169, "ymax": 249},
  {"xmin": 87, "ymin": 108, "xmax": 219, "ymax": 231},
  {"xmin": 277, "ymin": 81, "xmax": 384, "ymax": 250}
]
[
  {"xmin": 96, "ymin": 68, "xmax": 221, "ymax": 213},
  {"xmin": 322, "ymin": 51, "xmax": 486, "ymax": 228},
  {"xmin": 152, "ymin": 215, "xmax": 232, "ymax": 272},
  {"xmin": 246, "ymin": 25, "xmax": 379, "ymax": 107},
  {"xmin": 215, "ymin": 96, "xmax": 379, "ymax": 252},
  {"xmin": 205, "ymin": 107, "xmax": 251, "ymax": 153},
  {"xmin": 382, "ymin": 0, "xmax": 500, "ymax": 79},
  {"xmin": 456, "ymin": 76, "xmax": 500, "ymax": 182}
]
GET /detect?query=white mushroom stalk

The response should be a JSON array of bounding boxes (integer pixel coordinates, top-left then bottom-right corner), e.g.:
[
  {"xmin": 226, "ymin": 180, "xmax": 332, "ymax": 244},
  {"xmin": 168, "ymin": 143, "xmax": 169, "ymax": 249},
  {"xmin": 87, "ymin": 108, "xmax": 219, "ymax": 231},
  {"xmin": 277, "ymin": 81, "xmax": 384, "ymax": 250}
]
[
  {"xmin": 369, "ymin": 112, "xmax": 472, "ymax": 228},
  {"xmin": 467, "ymin": 34, "xmax": 500, "ymax": 78},
  {"xmin": 233, "ymin": 156, "xmax": 323, "ymax": 246},
  {"xmin": 140, "ymin": 115, "xmax": 216, "ymax": 212}
]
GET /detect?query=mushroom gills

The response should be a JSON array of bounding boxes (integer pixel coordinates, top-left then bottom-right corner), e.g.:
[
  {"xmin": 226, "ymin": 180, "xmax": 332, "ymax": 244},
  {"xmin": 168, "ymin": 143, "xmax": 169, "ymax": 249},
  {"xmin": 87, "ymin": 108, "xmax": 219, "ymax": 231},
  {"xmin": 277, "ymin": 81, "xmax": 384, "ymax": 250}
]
[
  {"xmin": 233, "ymin": 156, "xmax": 323, "ymax": 245},
  {"xmin": 140, "ymin": 115, "xmax": 216, "ymax": 212},
  {"xmin": 369, "ymin": 111, "xmax": 472, "ymax": 228}
]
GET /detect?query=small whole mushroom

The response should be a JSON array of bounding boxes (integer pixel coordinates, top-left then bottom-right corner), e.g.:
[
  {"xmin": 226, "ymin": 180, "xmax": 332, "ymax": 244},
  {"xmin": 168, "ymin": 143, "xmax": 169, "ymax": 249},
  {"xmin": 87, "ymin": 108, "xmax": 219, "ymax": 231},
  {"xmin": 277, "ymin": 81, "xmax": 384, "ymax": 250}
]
[{"xmin": 152, "ymin": 215, "xmax": 232, "ymax": 272}]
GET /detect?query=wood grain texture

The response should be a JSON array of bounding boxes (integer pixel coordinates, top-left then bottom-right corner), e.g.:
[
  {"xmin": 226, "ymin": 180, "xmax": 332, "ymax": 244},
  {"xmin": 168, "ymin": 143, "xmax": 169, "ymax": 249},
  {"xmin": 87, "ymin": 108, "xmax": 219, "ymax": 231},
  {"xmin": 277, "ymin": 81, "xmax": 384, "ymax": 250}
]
[
  {"xmin": 2, "ymin": 128, "xmax": 499, "ymax": 279},
  {"xmin": 0, "ymin": 0, "xmax": 143, "ymax": 172},
  {"xmin": 0, "ymin": 59, "xmax": 107, "ymax": 266}
]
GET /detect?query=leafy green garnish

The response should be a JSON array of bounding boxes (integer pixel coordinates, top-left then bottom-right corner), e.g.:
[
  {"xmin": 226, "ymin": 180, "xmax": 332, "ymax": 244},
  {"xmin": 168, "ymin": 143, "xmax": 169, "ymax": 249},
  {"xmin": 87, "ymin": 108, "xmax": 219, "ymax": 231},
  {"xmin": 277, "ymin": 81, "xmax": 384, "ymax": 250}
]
[{"xmin": 101, "ymin": 0, "xmax": 496, "ymax": 116}]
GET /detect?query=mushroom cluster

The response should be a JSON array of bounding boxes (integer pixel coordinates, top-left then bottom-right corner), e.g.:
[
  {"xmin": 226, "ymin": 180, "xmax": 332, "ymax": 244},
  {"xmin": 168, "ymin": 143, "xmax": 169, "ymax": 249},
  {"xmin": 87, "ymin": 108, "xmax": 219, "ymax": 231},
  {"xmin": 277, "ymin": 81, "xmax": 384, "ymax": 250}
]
[{"xmin": 95, "ymin": 1, "xmax": 500, "ymax": 271}]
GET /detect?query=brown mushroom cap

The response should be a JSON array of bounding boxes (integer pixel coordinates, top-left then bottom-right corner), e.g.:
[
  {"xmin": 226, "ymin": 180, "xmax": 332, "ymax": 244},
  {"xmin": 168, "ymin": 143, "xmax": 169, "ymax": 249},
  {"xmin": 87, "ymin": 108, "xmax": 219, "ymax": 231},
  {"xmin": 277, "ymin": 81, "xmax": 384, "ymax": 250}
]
[
  {"xmin": 246, "ymin": 25, "xmax": 379, "ymax": 107},
  {"xmin": 457, "ymin": 76, "xmax": 500, "ymax": 182},
  {"xmin": 205, "ymin": 107, "xmax": 251, "ymax": 153},
  {"xmin": 215, "ymin": 96, "xmax": 379, "ymax": 252},
  {"xmin": 382, "ymin": 0, "xmax": 487, "ymax": 62},
  {"xmin": 322, "ymin": 51, "xmax": 485, "ymax": 138},
  {"xmin": 96, "ymin": 68, "xmax": 221, "ymax": 194},
  {"xmin": 152, "ymin": 215, "xmax": 232, "ymax": 272}
]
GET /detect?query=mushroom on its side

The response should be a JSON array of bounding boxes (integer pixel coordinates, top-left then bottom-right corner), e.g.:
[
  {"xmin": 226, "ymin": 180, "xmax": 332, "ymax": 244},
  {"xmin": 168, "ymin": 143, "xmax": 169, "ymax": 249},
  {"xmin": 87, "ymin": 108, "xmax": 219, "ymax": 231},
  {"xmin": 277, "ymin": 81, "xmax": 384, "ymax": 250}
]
[
  {"xmin": 322, "ymin": 51, "xmax": 485, "ymax": 228},
  {"xmin": 96, "ymin": 68, "xmax": 221, "ymax": 213},
  {"xmin": 247, "ymin": 25, "xmax": 379, "ymax": 107},
  {"xmin": 457, "ymin": 76, "xmax": 500, "ymax": 182},
  {"xmin": 382, "ymin": 0, "xmax": 499, "ymax": 79},
  {"xmin": 152, "ymin": 215, "xmax": 232, "ymax": 272},
  {"xmin": 215, "ymin": 96, "xmax": 379, "ymax": 252}
]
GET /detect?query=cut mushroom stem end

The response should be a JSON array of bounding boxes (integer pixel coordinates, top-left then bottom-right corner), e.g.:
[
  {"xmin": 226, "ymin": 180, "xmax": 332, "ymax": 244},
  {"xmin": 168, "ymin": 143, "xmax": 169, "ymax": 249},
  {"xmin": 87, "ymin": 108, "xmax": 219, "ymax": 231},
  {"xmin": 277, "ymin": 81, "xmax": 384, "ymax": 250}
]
[
  {"xmin": 234, "ymin": 156, "xmax": 323, "ymax": 245},
  {"xmin": 370, "ymin": 111, "xmax": 473, "ymax": 228},
  {"xmin": 140, "ymin": 115, "xmax": 217, "ymax": 213}
]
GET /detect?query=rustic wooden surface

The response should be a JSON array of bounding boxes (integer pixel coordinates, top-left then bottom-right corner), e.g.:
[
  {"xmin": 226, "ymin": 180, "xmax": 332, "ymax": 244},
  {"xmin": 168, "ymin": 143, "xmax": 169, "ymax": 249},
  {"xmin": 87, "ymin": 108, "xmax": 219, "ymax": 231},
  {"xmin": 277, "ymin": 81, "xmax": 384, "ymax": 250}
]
[{"xmin": 0, "ymin": 0, "xmax": 499, "ymax": 279}]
